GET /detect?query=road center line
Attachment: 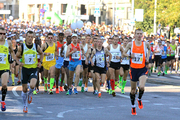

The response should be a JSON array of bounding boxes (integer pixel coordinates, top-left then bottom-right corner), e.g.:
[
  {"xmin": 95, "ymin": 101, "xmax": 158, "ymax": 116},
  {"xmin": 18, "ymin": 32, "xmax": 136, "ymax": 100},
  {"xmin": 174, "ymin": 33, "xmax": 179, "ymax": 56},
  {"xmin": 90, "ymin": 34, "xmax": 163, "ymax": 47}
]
[
  {"xmin": 57, "ymin": 110, "xmax": 74, "ymax": 118},
  {"xmin": 12, "ymin": 86, "xmax": 19, "ymax": 97}
]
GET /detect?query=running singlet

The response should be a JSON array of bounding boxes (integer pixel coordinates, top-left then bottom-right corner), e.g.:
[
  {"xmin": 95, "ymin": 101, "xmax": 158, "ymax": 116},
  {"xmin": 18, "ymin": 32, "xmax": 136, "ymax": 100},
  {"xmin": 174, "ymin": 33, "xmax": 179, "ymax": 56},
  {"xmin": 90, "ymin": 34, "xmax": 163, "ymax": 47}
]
[
  {"xmin": 95, "ymin": 47, "xmax": 106, "ymax": 68},
  {"xmin": 57, "ymin": 41, "xmax": 66, "ymax": 56},
  {"xmin": 130, "ymin": 41, "xmax": 146, "ymax": 69},
  {"xmin": 63, "ymin": 44, "xmax": 69, "ymax": 61},
  {"xmin": 110, "ymin": 44, "xmax": 121, "ymax": 63},
  {"xmin": 161, "ymin": 46, "xmax": 167, "ymax": 59},
  {"xmin": 22, "ymin": 43, "xmax": 38, "ymax": 69},
  {"xmin": 43, "ymin": 43, "xmax": 56, "ymax": 62},
  {"xmin": 167, "ymin": 46, "xmax": 171, "ymax": 56},
  {"xmin": 121, "ymin": 46, "xmax": 130, "ymax": 65},
  {"xmin": 170, "ymin": 44, "xmax": 176, "ymax": 56},
  {"xmin": 0, "ymin": 40, "xmax": 9, "ymax": 70},
  {"xmin": 69, "ymin": 43, "xmax": 81, "ymax": 62},
  {"xmin": 81, "ymin": 44, "xmax": 88, "ymax": 61}
]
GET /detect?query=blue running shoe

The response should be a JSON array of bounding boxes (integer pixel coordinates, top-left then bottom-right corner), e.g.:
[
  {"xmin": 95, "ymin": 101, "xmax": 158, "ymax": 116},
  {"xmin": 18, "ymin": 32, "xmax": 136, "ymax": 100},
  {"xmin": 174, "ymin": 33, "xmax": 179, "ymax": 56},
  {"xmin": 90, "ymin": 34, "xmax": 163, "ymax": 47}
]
[
  {"xmin": 74, "ymin": 88, "xmax": 78, "ymax": 94},
  {"xmin": 69, "ymin": 89, "xmax": 72, "ymax": 95},
  {"xmin": 1, "ymin": 101, "xmax": 6, "ymax": 111}
]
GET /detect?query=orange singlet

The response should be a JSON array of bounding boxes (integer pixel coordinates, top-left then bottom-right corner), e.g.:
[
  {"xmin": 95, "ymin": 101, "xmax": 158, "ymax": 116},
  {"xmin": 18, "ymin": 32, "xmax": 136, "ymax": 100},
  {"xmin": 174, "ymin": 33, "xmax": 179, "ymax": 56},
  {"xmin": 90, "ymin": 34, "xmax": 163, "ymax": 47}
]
[{"xmin": 130, "ymin": 41, "xmax": 146, "ymax": 69}]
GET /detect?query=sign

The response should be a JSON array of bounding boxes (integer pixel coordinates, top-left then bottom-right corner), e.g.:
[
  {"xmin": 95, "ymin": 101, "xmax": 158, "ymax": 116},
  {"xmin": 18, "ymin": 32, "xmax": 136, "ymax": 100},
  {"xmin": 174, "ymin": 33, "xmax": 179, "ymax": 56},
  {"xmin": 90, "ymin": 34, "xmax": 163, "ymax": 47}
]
[
  {"xmin": 135, "ymin": 9, "xmax": 144, "ymax": 22},
  {"xmin": 94, "ymin": 3, "xmax": 100, "ymax": 17},
  {"xmin": 116, "ymin": 7, "xmax": 125, "ymax": 18},
  {"xmin": 0, "ymin": 10, "xmax": 10, "ymax": 14}
]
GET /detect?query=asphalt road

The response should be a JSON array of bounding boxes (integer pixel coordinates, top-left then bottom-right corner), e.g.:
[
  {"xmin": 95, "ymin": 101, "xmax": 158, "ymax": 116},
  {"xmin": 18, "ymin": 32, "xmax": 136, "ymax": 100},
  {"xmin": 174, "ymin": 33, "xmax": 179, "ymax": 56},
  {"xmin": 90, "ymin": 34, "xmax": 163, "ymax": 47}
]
[{"xmin": 0, "ymin": 71, "xmax": 180, "ymax": 120}]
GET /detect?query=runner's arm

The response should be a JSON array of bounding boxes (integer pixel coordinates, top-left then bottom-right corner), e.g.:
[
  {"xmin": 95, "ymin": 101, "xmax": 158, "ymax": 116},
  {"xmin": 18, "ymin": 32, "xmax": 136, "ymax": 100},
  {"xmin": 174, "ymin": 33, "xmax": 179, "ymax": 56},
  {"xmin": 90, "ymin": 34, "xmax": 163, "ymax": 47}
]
[
  {"xmin": 60, "ymin": 45, "xmax": 64, "ymax": 57},
  {"xmin": 105, "ymin": 48, "xmax": 112, "ymax": 62},
  {"xmin": 8, "ymin": 40, "xmax": 16, "ymax": 61},
  {"xmin": 15, "ymin": 45, "xmax": 22, "ymax": 65},
  {"xmin": 66, "ymin": 44, "xmax": 74, "ymax": 57},
  {"xmin": 37, "ymin": 45, "xmax": 44, "ymax": 62},
  {"xmin": 146, "ymin": 42, "xmax": 151, "ymax": 62},
  {"xmin": 123, "ymin": 42, "xmax": 131, "ymax": 57}
]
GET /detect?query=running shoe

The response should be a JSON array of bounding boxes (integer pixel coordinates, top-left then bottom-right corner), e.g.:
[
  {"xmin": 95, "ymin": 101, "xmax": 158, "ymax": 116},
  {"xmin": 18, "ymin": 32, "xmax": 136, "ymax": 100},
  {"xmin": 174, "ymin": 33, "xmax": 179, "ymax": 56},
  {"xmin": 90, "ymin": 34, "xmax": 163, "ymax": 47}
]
[
  {"xmin": 28, "ymin": 95, "xmax": 32, "ymax": 104},
  {"xmin": 98, "ymin": 92, "xmax": 101, "ymax": 98},
  {"xmin": 64, "ymin": 85, "xmax": 68, "ymax": 91},
  {"xmin": 49, "ymin": 90, "xmax": 53, "ymax": 94},
  {"xmin": 106, "ymin": 89, "xmax": 109, "ymax": 93},
  {"xmin": 137, "ymin": 99, "xmax": 143, "ymax": 109},
  {"xmin": 56, "ymin": 88, "xmax": 59, "ymax": 94},
  {"xmin": 74, "ymin": 88, "xmax": 78, "ymax": 94},
  {"xmin": 1, "ymin": 101, "xmax": 6, "ymax": 111},
  {"xmin": 33, "ymin": 90, "xmax": 37, "ymax": 95},
  {"xmin": 157, "ymin": 72, "xmax": 161, "ymax": 76},
  {"xmin": 36, "ymin": 89, "xmax": 39, "ymax": 93},
  {"xmin": 115, "ymin": 86, "xmax": 117, "ymax": 90},
  {"xmin": 121, "ymin": 88, "xmax": 125, "ymax": 94},
  {"xmin": 162, "ymin": 72, "xmax": 165, "ymax": 76},
  {"xmin": 109, "ymin": 89, "xmax": 112, "ymax": 94},
  {"xmin": 66, "ymin": 90, "xmax": 69, "ymax": 95},
  {"xmin": 11, "ymin": 82, "xmax": 15, "ymax": 86},
  {"xmin": 81, "ymin": 87, "xmax": 84, "ymax": 92},
  {"xmin": 112, "ymin": 91, "xmax": 116, "ymax": 97},
  {"xmin": 78, "ymin": 81, "xmax": 82, "ymax": 86},
  {"xmin": 17, "ymin": 80, "xmax": 21, "ymax": 85},
  {"xmin": 85, "ymin": 88, "xmax": 88, "ymax": 92},
  {"xmin": 93, "ymin": 90, "xmax": 98, "ymax": 95},
  {"xmin": 53, "ymin": 83, "xmax": 56, "ymax": 89},
  {"xmin": 23, "ymin": 106, "xmax": 28, "ymax": 113},
  {"xmin": 60, "ymin": 86, "xmax": 63, "ymax": 92},
  {"xmin": 165, "ymin": 71, "xmax": 168, "ymax": 75},
  {"xmin": 69, "ymin": 88, "xmax": 72, "ymax": 95},
  {"xmin": 131, "ymin": 107, "xmax": 137, "ymax": 115}
]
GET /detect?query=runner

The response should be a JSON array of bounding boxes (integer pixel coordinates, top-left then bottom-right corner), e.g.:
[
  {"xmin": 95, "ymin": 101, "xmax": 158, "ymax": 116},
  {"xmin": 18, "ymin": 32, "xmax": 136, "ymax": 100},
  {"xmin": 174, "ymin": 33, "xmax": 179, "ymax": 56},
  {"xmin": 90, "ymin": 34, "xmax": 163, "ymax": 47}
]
[
  {"xmin": 66, "ymin": 34, "xmax": 85, "ymax": 95},
  {"xmin": 90, "ymin": 37, "xmax": 112, "ymax": 98},
  {"xmin": 41, "ymin": 33, "xmax": 56, "ymax": 94},
  {"xmin": 119, "ymin": 37, "xmax": 130, "ymax": 94},
  {"xmin": 148, "ymin": 42, "xmax": 154, "ymax": 76},
  {"xmin": 0, "ymin": 27, "xmax": 16, "ymax": 111},
  {"xmin": 60, "ymin": 35, "xmax": 72, "ymax": 95},
  {"xmin": 55, "ymin": 33, "xmax": 66, "ymax": 94},
  {"xmin": 170, "ymin": 39, "xmax": 176, "ymax": 74},
  {"xmin": 107, "ymin": 35, "xmax": 124, "ymax": 97},
  {"xmin": 165, "ymin": 41, "xmax": 173, "ymax": 74},
  {"xmin": 123, "ymin": 28, "xmax": 150, "ymax": 115},
  {"xmin": 81, "ymin": 36, "xmax": 89, "ymax": 92},
  {"xmin": 160, "ymin": 41, "xmax": 167, "ymax": 76},
  {"xmin": 86, "ymin": 37, "xmax": 98, "ymax": 95},
  {"xmin": 16, "ymin": 31, "xmax": 43, "ymax": 113},
  {"xmin": 175, "ymin": 42, "xmax": 180, "ymax": 73},
  {"xmin": 154, "ymin": 40, "xmax": 162, "ymax": 75}
]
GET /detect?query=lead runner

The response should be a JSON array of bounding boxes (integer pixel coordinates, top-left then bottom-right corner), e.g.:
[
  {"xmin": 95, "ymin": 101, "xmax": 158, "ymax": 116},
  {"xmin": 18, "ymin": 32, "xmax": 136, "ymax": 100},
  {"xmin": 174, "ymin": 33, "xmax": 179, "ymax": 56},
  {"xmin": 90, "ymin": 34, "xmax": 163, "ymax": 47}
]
[{"xmin": 123, "ymin": 28, "xmax": 150, "ymax": 115}]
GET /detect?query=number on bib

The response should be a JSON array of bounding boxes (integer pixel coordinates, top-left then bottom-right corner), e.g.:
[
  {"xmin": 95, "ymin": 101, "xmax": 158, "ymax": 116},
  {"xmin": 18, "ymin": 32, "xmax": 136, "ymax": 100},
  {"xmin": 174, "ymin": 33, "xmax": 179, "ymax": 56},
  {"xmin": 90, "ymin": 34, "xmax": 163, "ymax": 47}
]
[
  {"xmin": 72, "ymin": 51, "xmax": 80, "ymax": 59},
  {"xmin": 96, "ymin": 55, "xmax": 104, "ymax": 63},
  {"xmin": 111, "ymin": 53, "xmax": 119, "ymax": 61},
  {"xmin": 132, "ymin": 53, "xmax": 143, "ymax": 64},
  {"xmin": 46, "ymin": 54, "xmax": 54, "ymax": 61},
  {"xmin": 0, "ymin": 53, "xmax": 6, "ymax": 64},
  {"xmin": 25, "ymin": 54, "xmax": 36, "ymax": 64}
]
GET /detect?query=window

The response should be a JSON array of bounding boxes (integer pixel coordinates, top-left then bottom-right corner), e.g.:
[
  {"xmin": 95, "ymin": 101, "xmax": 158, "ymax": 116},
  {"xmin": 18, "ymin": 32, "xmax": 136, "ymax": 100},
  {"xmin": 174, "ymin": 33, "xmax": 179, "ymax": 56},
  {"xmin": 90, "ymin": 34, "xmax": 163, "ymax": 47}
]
[
  {"xmin": 61, "ymin": 4, "xmax": 67, "ymax": 15},
  {"xmin": 81, "ymin": 4, "xmax": 86, "ymax": 15}
]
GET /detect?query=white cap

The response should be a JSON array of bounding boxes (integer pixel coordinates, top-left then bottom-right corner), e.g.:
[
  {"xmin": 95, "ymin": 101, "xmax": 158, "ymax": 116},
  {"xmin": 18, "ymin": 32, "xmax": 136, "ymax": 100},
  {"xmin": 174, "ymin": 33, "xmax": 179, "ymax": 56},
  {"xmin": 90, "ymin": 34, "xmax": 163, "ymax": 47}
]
[{"xmin": 72, "ymin": 34, "xmax": 78, "ymax": 37}]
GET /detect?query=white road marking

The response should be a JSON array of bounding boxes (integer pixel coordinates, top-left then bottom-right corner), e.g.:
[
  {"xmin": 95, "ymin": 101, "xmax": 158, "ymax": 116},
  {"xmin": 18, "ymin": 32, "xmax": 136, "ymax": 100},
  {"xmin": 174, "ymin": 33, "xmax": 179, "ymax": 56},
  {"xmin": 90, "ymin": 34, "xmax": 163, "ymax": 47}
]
[
  {"xmin": 46, "ymin": 111, "xmax": 53, "ymax": 113},
  {"xmin": 97, "ymin": 107, "xmax": 104, "ymax": 109},
  {"xmin": 37, "ymin": 107, "xmax": 43, "ymax": 109},
  {"xmin": 88, "ymin": 108, "xmax": 95, "ymax": 110},
  {"xmin": 169, "ymin": 76, "xmax": 180, "ymax": 79},
  {"xmin": 12, "ymin": 86, "xmax": 19, "ymax": 97},
  {"xmin": 153, "ymin": 103, "xmax": 164, "ymax": 105},
  {"xmin": 57, "ymin": 110, "xmax": 74, "ymax": 118},
  {"xmin": 170, "ymin": 107, "xmax": 180, "ymax": 110},
  {"xmin": 101, "ymin": 89, "xmax": 129, "ymax": 99},
  {"xmin": 142, "ymin": 100, "xmax": 150, "ymax": 102},
  {"xmin": 108, "ymin": 106, "xmax": 115, "ymax": 107}
]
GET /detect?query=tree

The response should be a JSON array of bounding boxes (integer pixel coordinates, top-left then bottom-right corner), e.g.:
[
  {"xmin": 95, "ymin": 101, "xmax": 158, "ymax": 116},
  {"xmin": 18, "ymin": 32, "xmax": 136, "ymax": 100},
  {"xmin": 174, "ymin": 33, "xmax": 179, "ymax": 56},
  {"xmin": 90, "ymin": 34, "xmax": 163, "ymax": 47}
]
[{"xmin": 131, "ymin": 0, "xmax": 180, "ymax": 34}]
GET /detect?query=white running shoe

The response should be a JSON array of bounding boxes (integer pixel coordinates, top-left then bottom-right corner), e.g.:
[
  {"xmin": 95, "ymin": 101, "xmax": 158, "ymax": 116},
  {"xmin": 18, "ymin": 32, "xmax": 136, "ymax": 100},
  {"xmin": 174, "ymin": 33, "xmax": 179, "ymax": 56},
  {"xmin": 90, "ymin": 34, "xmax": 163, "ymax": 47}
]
[{"xmin": 85, "ymin": 87, "xmax": 88, "ymax": 92}]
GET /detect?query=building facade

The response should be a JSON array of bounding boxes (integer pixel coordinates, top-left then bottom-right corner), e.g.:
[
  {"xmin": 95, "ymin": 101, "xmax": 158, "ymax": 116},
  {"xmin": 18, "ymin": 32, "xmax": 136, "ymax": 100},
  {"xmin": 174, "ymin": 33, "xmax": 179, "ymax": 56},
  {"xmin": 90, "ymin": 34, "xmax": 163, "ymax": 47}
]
[{"xmin": 19, "ymin": 0, "xmax": 132, "ymax": 26}]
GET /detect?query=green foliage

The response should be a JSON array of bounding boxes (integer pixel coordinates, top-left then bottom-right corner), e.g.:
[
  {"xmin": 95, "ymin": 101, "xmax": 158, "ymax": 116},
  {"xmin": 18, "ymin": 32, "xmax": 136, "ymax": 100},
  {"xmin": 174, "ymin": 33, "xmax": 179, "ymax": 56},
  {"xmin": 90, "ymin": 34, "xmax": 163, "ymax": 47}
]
[{"xmin": 131, "ymin": 0, "xmax": 180, "ymax": 34}]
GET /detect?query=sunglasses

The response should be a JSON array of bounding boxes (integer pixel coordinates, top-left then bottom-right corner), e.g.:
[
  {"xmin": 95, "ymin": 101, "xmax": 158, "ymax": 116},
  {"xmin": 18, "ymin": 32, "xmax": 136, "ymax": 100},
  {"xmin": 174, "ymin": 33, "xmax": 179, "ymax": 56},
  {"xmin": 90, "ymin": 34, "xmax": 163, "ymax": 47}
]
[
  {"xmin": 0, "ymin": 33, "xmax": 5, "ymax": 35},
  {"xmin": 48, "ymin": 37, "xmax": 53, "ymax": 39}
]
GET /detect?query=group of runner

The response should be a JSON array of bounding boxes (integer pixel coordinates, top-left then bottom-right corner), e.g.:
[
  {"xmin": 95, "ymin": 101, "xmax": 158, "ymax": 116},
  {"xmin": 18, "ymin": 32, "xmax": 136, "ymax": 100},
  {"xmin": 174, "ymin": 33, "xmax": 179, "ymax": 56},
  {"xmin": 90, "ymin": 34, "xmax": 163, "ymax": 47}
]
[{"xmin": 0, "ymin": 26, "xmax": 178, "ymax": 115}]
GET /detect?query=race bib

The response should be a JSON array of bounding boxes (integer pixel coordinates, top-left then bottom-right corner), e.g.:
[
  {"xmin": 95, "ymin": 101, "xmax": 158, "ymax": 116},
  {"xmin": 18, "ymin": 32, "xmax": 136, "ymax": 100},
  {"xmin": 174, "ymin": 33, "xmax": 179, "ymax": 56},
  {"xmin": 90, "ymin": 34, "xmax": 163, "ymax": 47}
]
[
  {"xmin": 25, "ymin": 54, "xmax": 36, "ymax": 64},
  {"xmin": 72, "ymin": 51, "xmax": 80, "ymax": 59},
  {"xmin": 96, "ymin": 54, "xmax": 104, "ymax": 64},
  {"xmin": 46, "ymin": 53, "xmax": 54, "ymax": 61},
  {"xmin": 122, "ymin": 57, "xmax": 129, "ymax": 60},
  {"xmin": 0, "ymin": 53, "xmax": 7, "ymax": 64},
  {"xmin": 37, "ymin": 55, "xmax": 40, "ymax": 59},
  {"xmin": 132, "ymin": 53, "xmax": 143, "ymax": 64},
  {"xmin": 111, "ymin": 53, "xmax": 120, "ymax": 61}
]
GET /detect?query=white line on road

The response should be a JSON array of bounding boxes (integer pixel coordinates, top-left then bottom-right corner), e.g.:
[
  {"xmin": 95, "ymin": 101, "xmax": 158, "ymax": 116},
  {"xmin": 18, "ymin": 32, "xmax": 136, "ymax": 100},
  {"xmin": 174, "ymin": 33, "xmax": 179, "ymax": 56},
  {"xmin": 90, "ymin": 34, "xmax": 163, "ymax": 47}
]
[
  {"xmin": 37, "ymin": 107, "xmax": 43, "ymax": 109},
  {"xmin": 12, "ymin": 86, "xmax": 19, "ymax": 97},
  {"xmin": 46, "ymin": 111, "xmax": 53, "ymax": 113},
  {"xmin": 170, "ymin": 107, "xmax": 180, "ymax": 110},
  {"xmin": 57, "ymin": 110, "xmax": 74, "ymax": 118},
  {"xmin": 153, "ymin": 103, "xmax": 164, "ymax": 105}
]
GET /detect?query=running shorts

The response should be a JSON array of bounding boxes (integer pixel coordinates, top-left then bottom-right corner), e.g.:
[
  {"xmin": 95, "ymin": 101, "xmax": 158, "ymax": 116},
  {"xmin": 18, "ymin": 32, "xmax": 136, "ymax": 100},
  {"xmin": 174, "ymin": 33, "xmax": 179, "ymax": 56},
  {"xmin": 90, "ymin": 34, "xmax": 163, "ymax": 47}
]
[
  {"xmin": 21, "ymin": 67, "xmax": 37, "ymax": 84},
  {"xmin": 69, "ymin": 60, "xmax": 82, "ymax": 71},
  {"xmin": 0, "ymin": 70, "xmax": 9, "ymax": 77},
  {"xmin": 109, "ymin": 62, "xmax": 120, "ymax": 70},
  {"xmin": 129, "ymin": 67, "xmax": 148, "ymax": 82},
  {"xmin": 63, "ymin": 60, "xmax": 69, "ymax": 68},
  {"xmin": 94, "ymin": 66, "xmax": 106, "ymax": 75},
  {"xmin": 82, "ymin": 60, "xmax": 88, "ymax": 69},
  {"xmin": 121, "ymin": 64, "xmax": 130, "ymax": 71}
]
